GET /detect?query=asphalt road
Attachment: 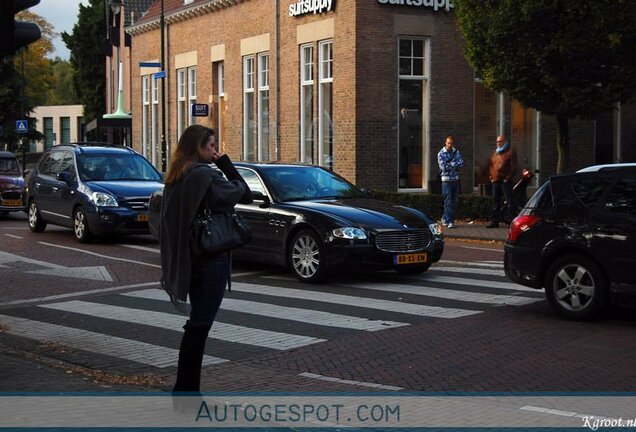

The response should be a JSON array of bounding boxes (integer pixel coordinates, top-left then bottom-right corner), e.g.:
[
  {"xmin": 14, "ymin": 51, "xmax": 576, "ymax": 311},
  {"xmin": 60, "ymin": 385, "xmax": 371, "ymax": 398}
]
[{"xmin": 1, "ymin": 210, "xmax": 635, "ymax": 396}]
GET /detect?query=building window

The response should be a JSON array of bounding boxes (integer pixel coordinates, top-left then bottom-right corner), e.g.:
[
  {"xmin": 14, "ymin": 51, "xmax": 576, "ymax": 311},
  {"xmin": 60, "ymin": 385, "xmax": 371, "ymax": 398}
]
[
  {"xmin": 151, "ymin": 75, "xmax": 159, "ymax": 167},
  {"xmin": 142, "ymin": 75, "xmax": 150, "ymax": 160},
  {"xmin": 60, "ymin": 117, "xmax": 70, "ymax": 144},
  {"xmin": 397, "ymin": 37, "xmax": 429, "ymax": 190},
  {"xmin": 188, "ymin": 66, "xmax": 197, "ymax": 126},
  {"xmin": 177, "ymin": 68, "xmax": 186, "ymax": 139},
  {"xmin": 318, "ymin": 40, "xmax": 333, "ymax": 169},
  {"xmin": 216, "ymin": 62, "xmax": 225, "ymax": 152},
  {"xmin": 43, "ymin": 117, "xmax": 54, "ymax": 149},
  {"xmin": 300, "ymin": 44, "xmax": 314, "ymax": 163},
  {"xmin": 258, "ymin": 53, "xmax": 270, "ymax": 161},
  {"xmin": 243, "ymin": 56, "xmax": 256, "ymax": 161}
]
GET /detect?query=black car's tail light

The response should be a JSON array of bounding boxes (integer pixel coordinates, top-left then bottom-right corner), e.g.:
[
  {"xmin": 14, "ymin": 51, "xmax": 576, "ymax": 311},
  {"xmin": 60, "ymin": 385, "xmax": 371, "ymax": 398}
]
[{"xmin": 508, "ymin": 215, "xmax": 541, "ymax": 242}]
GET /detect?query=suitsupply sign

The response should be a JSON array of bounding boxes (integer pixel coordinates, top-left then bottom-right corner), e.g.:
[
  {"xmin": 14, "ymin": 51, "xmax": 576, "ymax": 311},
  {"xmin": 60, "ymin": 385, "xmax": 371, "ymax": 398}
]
[
  {"xmin": 289, "ymin": 0, "xmax": 335, "ymax": 16},
  {"xmin": 377, "ymin": 0, "xmax": 454, "ymax": 12}
]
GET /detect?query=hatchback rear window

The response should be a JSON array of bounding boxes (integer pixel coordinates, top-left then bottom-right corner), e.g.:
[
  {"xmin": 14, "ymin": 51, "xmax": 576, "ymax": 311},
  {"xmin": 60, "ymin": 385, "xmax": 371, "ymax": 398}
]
[{"xmin": 0, "ymin": 157, "xmax": 20, "ymax": 175}]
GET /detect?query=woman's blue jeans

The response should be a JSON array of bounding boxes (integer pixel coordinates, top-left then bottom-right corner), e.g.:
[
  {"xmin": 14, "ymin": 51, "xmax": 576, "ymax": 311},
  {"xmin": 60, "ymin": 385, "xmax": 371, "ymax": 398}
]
[
  {"xmin": 441, "ymin": 180, "xmax": 460, "ymax": 224},
  {"xmin": 187, "ymin": 254, "xmax": 229, "ymax": 328}
]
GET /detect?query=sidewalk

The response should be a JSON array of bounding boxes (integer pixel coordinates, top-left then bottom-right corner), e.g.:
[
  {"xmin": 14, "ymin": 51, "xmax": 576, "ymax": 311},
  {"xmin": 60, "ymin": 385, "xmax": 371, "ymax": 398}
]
[{"xmin": 442, "ymin": 220, "xmax": 509, "ymax": 242}]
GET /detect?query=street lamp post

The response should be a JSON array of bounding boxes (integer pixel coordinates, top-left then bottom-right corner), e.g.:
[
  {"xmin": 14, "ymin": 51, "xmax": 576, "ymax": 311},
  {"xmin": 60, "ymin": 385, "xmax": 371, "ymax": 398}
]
[
  {"xmin": 103, "ymin": 0, "xmax": 131, "ymax": 144},
  {"xmin": 160, "ymin": 0, "xmax": 167, "ymax": 172}
]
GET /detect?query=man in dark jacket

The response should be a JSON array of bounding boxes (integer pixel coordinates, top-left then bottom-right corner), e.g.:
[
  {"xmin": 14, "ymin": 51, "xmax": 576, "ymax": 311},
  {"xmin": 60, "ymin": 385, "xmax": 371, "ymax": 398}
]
[{"xmin": 487, "ymin": 135, "xmax": 518, "ymax": 228}]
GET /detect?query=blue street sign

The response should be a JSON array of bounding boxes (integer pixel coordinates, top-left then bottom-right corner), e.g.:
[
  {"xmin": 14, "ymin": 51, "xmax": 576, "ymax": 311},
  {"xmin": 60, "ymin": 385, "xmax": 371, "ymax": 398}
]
[
  {"xmin": 191, "ymin": 103, "xmax": 209, "ymax": 117},
  {"xmin": 139, "ymin": 61, "xmax": 162, "ymax": 68},
  {"xmin": 153, "ymin": 70, "xmax": 166, "ymax": 79},
  {"xmin": 16, "ymin": 120, "xmax": 28, "ymax": 134}
]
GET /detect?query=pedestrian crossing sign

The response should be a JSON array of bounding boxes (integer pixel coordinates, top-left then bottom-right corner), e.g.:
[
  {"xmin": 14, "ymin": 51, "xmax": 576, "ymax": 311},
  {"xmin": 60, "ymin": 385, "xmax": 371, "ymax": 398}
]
[{"xmin": 16, "ymin": 120, "xmax": 28, "ymax": 134}]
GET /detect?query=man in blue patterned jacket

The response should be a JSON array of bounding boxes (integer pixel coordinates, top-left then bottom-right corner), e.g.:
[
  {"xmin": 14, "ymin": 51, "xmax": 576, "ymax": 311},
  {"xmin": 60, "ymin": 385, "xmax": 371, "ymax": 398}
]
[{"xmin": 437, "ymin": 135, "xmax": 464, "ymax": 228}]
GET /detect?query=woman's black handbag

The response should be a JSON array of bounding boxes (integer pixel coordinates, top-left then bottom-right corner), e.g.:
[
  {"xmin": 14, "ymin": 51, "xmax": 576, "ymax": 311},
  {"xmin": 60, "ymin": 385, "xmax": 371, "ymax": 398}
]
[{"xmin": 190, "ymin": 209, "xmax": 252, "ymax": 257}]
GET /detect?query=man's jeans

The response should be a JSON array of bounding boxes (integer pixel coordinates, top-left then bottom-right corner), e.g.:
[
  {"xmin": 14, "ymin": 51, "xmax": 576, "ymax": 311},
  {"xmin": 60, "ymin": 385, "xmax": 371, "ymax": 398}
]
[{"xmin": 441, "ymin": 180, "xmax": 460, "ymax": 225}]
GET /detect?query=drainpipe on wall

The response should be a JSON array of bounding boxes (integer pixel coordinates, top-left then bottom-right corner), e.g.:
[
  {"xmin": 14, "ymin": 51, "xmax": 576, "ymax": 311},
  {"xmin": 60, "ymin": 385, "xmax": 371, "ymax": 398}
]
[{"xmin": 275, "ymin": 0, "xmax": 281, "ymax": 161}]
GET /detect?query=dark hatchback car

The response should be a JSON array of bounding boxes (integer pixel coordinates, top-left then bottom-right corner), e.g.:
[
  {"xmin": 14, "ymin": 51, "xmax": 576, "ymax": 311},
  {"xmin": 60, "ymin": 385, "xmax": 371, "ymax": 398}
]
[
  {"xmin": 27, "ymin": 144, "xmax": 164, "ymax": 242},
  {"xmin": 150, "ymin": 163, "xmax": 444, "ymax": 282},
  {"xmin": 0, "ymin": 151, "xmax": 26, "ymax": 214},
  {"xmin": 504, "ymin": 164, "xmax": 636, "ymax": 320}
]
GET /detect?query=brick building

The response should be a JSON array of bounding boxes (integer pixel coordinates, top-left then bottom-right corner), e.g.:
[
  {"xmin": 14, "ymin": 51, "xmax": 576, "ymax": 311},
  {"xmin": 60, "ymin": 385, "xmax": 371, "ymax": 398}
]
[{"xmin": 125, "ymin": 0, "xmax": 634, "ymax": 194}]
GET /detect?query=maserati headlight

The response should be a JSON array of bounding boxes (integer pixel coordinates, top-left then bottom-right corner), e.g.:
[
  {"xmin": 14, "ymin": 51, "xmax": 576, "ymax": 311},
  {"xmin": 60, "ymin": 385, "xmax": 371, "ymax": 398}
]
[
  {"xmin": 332, "ymin": 227, "xmax": 367, "ymax": 240},
  {"xmin": 429, "ymin": 223, "xmax": 442, "ymax": 236}
]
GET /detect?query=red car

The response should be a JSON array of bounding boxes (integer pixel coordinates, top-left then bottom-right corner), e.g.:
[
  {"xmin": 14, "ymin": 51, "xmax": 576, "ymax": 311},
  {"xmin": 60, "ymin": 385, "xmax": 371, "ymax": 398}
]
[{"xmin": 0, "ymin": 151, "xmax": 26, "ymax": 214}]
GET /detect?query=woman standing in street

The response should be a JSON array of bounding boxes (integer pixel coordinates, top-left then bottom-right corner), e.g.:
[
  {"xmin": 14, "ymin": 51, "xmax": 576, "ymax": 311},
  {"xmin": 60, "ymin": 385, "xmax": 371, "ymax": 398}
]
[{"xmin": 159, "ymin": 125, "xmax": 252, "ymax": 392}]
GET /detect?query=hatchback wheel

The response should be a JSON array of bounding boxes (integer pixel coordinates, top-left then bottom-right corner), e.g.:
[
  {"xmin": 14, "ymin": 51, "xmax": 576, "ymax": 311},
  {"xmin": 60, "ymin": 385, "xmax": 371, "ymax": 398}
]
[
  {"xmin": 73, "ymin": 206, "xmax": 92, "ymax": 243},
  {"xmin": 28, "ymin": 200, "xmax": 46, "ymax": 232},
  {"xmin": 288, "ymin": 229, "xmax": 326, "ymax": 283},
  {"xmin": 395, "ymin": 263, "xmax": 431, "ymax": 275},
  {"xmin": 545, "ymin": 254, "xmax": 608, "ymax": 320}
]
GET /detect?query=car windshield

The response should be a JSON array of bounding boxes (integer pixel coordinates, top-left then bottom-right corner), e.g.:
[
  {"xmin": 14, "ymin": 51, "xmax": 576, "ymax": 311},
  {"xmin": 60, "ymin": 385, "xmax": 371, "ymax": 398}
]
[
  {"xmin": 77, "ymin": 154, "xmax": 162, "ymax": 182},
  {"xmin": 262, "ymin": 166, "xmax": 364, "ymax": 202},
  {"xmin": 0, "ymin": 158, "xmax": 20, "ymax": 175}
]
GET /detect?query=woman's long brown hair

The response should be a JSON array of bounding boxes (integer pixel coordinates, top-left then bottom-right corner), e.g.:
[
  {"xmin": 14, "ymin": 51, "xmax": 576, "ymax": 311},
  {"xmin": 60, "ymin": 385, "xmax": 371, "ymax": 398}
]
[{"xmin": 164, "ymin": 125, "xmax": 214, "ymax": 185}]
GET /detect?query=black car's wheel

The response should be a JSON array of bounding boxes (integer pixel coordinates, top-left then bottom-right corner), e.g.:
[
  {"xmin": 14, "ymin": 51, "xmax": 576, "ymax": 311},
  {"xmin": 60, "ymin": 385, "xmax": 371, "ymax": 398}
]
[
  {"xmin": 395, "ymin": 263, "xmax": 431, "ymax": 275},
  {"xmin": 73, "ymin": 206, "xmax": 92, "ymax": 243},
  {"xmin": 288, "ymin": 229, "xmax": 326, "ymax": 283},
  {"xmin": 28, "ymin": 200, "xmax": 46, "ymax": 232},
  {"xmin": 545, "ymin": 254, "xmax": 608, "ymax": 321}
]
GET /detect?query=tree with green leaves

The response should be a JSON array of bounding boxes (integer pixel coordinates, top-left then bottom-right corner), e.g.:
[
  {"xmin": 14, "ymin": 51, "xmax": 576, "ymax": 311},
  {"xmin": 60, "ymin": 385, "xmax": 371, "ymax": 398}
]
[
  {"xmin": 47, "ymin": 57, "xmax": 78, "ymax": 105},
  {"xmin": 62, "ymin": 0, "xmax": 105, "ymax": 124},
  {"xmin": 454, "ymin": 0, "xmax": 636, "ymax": 173},
  {"xmin": 0, "ymin": 10, "xmax": 54, "ymax": 152}
]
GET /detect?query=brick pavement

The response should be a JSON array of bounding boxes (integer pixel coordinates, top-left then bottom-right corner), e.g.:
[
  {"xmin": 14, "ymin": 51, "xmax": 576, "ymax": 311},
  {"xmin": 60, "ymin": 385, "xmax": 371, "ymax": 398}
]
[{"xmin": 1, "ymin": 223, "xmax": 504, "ymax": 394}]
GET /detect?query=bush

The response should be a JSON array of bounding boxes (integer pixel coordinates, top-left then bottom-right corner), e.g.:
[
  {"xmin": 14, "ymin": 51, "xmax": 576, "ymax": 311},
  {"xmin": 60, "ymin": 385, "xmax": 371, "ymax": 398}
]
[{"xmin": 371, "ymin": 190, "xmax": 492, "ymax": 221}]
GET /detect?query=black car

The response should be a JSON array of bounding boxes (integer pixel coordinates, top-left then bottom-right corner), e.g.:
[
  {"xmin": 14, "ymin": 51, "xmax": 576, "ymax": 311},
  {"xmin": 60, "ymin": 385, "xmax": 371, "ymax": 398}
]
[
  {"xmin": 0, "ymin": 151, "xmax": 26, "ymax": 214},
  {"xmin": 27, "ymin": 144, "xmax": 164, "ymax": 242},
  {"xmin": 504, "ymin": 164, "xmax": 636, "ymax": 320},
  {"xmin": 149, "ymin": 163, "xmax": 444, "ymax": 282}
]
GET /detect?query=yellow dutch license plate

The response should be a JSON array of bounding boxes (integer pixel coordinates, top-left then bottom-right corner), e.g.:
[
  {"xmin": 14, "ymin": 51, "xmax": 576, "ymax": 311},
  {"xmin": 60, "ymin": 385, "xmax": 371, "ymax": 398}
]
[
  {"xmin": 394, "ymin": 253, "xmax": 428, "ymax": 265},
  {"xmin": 137, "ymin": 213, "xmax": 149, "ymax": 222},
  {"xmin": 1, "ymin": 199, "xmax": 22, "ymax": 207}
]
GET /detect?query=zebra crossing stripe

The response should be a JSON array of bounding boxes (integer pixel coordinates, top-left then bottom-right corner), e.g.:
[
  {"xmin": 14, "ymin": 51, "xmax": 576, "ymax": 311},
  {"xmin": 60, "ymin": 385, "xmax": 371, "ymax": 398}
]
[
  {"xmin": 335, "ymin": 281, "xmax": 539, "ymax": 305},
  {"xmin": 419, "ymin": 274, "xmax": 537, "ymax": 292},
  {"xmin": 0, "ymin": 314, "xmax": 226, "ymax": 368},
  {"xmin": 231, "ymin": 282, "xmax": 480, "ymax": 318},
  {"xmin": 123, "ymin": 289, "xmax": 409, "ymax": 332},
  {"xmin": 430, "ymin": 266, "xmax": 506, "ymax": 277},
  {"xmin": 40, "ymin": 300, "xmax": 325, "ymax": 350}
]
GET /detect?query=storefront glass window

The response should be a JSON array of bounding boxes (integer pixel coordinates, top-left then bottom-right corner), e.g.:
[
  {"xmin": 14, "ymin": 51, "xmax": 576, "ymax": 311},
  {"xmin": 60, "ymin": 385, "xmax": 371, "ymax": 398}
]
[
  {"xmin": 473, "ymin": 81, "xmax": 498, "ymax": 186},
  {"xmin": 398, "ymin": 37, "xmax": 429, "ymax": 189},
  {"xmin": 300, "ymin": 44, "xmax": 314, "ymax": 164},
  {"xmin": 319, "ymin": 40, "xmax": 333, "ymax": 170},
  {"xmin": 511, "ymin": 100, "xmax": 539, "ymax": 190}
]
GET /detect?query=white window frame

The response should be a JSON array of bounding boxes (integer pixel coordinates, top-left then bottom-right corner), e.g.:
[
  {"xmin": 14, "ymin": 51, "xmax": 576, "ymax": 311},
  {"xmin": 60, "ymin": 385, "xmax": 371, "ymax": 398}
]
[
  {"xmin": 243, "ymin": 56, "xmax": 256, "ymax": 161},
  {"xmin": 397, "ymin": 37, "xmax": 430, "ymax": 191},
  {"xmin": 318, "ymin": 40, "xmax": 333, "ymax": 169},
  {"xmin": 300, "ymin": 44, "xmax": 314, "ymax": 163},
  {"xmin": 151, "ymin": 76, "xmax": 159, "ymax": 166},
  {"xmin": 217, "ymin": 62, "xmax": 225, "ymax": 150},
  {"xmin": 142, "ymin": 75, "xmax": 150, "ymax": 159},
  {"xmin": 177, "ymin": 68, "xmax": 186, "ymax": 140},
  {"xmin": 257, "ymin": 53, "xmax": 270, "ymax": 161},
  {"xmin": 188, "ymin": 66, "xmax": 197, "ymax": 126}
]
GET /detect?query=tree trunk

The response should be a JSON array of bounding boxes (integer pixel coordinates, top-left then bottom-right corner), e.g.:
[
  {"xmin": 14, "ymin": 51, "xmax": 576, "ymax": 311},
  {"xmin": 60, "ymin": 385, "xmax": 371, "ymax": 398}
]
[{"xmin": 556, "ymin": 114, "xmax": 570, "ymax": 174}]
